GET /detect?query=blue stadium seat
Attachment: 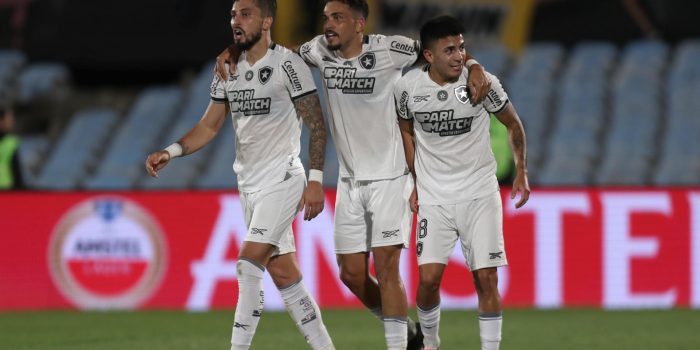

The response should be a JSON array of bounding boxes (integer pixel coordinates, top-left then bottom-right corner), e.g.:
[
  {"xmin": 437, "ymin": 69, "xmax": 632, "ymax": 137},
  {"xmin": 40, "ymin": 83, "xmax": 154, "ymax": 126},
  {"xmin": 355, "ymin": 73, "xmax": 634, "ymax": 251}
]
[
  {"xmin": 36, "ymin": 108, "xmax": 118, "ymax": 189},
  {"xmin": 17, "ymin": 63, "xmax": 71, "ymax": 103}
]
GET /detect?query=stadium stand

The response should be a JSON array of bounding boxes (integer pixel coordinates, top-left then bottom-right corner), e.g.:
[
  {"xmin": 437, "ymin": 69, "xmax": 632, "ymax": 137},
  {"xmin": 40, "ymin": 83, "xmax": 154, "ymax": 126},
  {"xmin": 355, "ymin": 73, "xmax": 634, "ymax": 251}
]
[{"xmin": 11, "ymin": 39, "xmax": 700, "ymax": 190}]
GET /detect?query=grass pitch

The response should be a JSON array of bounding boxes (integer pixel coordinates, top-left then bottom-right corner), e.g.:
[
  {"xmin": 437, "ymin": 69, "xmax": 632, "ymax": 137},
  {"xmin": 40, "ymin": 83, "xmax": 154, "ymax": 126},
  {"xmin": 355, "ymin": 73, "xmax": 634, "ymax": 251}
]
[{"xmin": 1, "ymin": 309, "xmax": 698, "ymax": 349}]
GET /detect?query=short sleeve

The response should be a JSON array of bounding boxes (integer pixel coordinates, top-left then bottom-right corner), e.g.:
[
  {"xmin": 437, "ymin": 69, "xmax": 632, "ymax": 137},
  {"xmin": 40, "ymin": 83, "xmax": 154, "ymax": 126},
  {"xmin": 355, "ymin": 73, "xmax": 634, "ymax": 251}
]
[
  {"xmin": 385, "ymin": 35, "xmax": 419, "ymax": 69},
  {"xmin": 483, "ymin": 72, "xmax": 509, "ymax": 114},
  {"xmin": 282, "ymin": 53, "xmax": 317, "ymax": 100},
  {"xmin": 394, "ymin": 77, "xmax": 412, "ymax": 120},
  {"xmin": 299, "ymin": 35, "xmax": 323, "ymax": 67},
  {"xmin": 210, "ymin": 70, "xmax": 227, "ymax": 103}
]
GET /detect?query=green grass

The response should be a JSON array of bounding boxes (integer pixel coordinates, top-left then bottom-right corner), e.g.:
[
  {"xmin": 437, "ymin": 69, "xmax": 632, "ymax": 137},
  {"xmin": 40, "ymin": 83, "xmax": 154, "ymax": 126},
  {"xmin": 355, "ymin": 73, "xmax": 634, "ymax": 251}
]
[{"xmin": 1, "ymin": 309, "xmax": 698, "ymax": 349}]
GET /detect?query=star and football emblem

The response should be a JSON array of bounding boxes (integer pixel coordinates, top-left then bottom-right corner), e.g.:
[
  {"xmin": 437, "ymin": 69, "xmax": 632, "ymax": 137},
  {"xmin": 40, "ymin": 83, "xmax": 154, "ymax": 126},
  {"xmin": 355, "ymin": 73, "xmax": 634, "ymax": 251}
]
[
  {"xmin": 454, "ymin": 85, "xmax": 469, "ymax": 104},
  {"xmin": 258, "ymin": 66, "xmax": 273, "ymax": 85},
  {"xmin": 358, "ymin": 52, "xmax": 376, "ymax": 70}
]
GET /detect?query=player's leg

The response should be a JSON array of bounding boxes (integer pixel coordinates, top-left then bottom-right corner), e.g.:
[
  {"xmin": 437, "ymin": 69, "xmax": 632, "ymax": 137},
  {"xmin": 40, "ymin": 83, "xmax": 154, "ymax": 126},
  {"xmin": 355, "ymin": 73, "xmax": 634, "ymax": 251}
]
[
  {"xmin": 230, "ymin": 174, "xmax": 301, "ymax": 350},
  {"xmin": 231, "ymin": 240, "xmax": 275, "ymax": 350},
  {"xmin": 415, "ymin": 204, "xmax": 459, "ymax": 350},
  {"xmin": 372, "ymin": 244, "xmax": 408, "ymax": 350},
  {"xmin": 268, "ymin": 252, "xmax": 334, "ymax": 350},
  {"xmin": 336, "ymin": 252, "xmax": 383, "ymax": 314},
  {"xmin": 367, "ymin": 175, "xmax": 414, "ymax": 350},
  {"xmin": 460, "ymin": 192, "xmax": 507, "ymax": 350},
  {"xmin": 334, "ymin": 179, "xmax": 384, "ymax": 315},
  {"xmin": 472, "ymin": 267, "xmax": 502, "ymax": 350}
]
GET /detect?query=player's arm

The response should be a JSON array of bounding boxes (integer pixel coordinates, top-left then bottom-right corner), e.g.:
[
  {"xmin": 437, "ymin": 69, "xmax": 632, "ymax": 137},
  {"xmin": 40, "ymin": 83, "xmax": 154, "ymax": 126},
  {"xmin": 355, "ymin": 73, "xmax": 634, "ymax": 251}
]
[
  {"xmin": 493, "ymin": 103, "xmax": 530, "ymax": 208},
  {"xmin": 295, "ymin": 92, "xmax": 327, "ymax": 221},
  {"xmin": 145, "ymin": 102, "xmax": 228, "ymax": 178},
  {"xmin": 398, "ymin": 118, "xmax": 419, "ymax": 213}
]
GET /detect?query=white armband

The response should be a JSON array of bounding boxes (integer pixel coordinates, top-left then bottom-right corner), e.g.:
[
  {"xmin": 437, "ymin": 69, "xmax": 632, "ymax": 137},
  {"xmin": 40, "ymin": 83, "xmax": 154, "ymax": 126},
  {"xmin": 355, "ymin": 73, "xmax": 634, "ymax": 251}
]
[
  {"xmin": 164, "ymin": 143, "xmax": 183, "ymax": 158},
  {"xmin": 308, "ymin": 169, "xmax": 323, "ymax": 184},
  {"xmin": 466, "ymin": 59, "xmax": 479, "ymax": 68}
]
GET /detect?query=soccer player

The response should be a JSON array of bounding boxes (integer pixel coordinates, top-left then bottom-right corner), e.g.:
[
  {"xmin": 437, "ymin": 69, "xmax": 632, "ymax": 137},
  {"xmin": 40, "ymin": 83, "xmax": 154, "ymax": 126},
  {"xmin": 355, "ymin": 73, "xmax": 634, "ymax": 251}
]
[
  {"xmin": 394, "ymin": 16, "xmax": 530, "ymax": 350},
  {"xmin": 145, "ymin": 1, "xmax": 334, "ymax": 349},
  {"xmin": 216, "ymin": 1, "xmax": 491, "ymax": 349}
]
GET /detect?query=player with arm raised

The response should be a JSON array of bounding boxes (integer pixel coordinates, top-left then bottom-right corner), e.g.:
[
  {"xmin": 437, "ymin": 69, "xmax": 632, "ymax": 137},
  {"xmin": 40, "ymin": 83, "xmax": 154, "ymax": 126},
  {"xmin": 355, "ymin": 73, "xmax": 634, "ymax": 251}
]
[
  {"xmin": 395, "ymin": 15, "xmax": 530, "ymax": 350},
  {"xmin": 145, "ymin": 1, "xmax": 334, "ymax": 349}
]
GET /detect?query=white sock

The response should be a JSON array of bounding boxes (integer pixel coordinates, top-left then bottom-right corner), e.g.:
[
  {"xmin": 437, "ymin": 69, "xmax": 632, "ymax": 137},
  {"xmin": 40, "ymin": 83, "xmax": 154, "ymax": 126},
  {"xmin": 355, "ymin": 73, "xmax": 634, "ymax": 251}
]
[
  {"xmin": 279, "ymin": 279, "xmax": 334, "ymax": 350},
  {"xmin": 371, "ymin": 307, "xmax": 418, "ymax": 341},
  {"xmin": 417, "ymin": 304, "xmax": 441, "ymax": 349},
  {"xmin": 383, "ymin": 317, "xmax": 408, "ymax": 350},
  {"xmin": 479, "ymin": 312, "xmax": 503, "ymax": 350},
  {"xmin": 230, "ymin": 259, "xmax": 265, "ymax": 350}
]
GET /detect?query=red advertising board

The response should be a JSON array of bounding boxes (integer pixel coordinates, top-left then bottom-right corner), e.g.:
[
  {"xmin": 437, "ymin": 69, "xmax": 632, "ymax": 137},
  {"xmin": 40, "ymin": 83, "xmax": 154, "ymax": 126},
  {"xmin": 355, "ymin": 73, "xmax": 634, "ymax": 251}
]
[{"xmin": 1, "ymin": 189, "xmax": 699, "ymax": 310}]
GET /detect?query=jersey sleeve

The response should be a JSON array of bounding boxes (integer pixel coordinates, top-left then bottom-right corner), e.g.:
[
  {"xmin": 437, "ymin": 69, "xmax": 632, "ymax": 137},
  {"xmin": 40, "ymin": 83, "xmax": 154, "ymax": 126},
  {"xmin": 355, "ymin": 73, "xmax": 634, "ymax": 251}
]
[
  {"xmin": 385, "ymin": 35, "xmax": 419, "ymax": 69},
  {"xmin": 210, "ymin": 70, "xmax": 227, "ymax": 103},
  {"xmin": 482, "ymin": 72, "xmax": 509, "ymax": 114},
  {"xmin": 282, "ymin": 52, "xmax": 317, "ymax": 100},
  {"xmin": 298, "ymin": 35, "xmax": 323, "ymax": 67},
  {"xmin": 394, "ymin": 77, "xmax": 412, "ymax": 120}
]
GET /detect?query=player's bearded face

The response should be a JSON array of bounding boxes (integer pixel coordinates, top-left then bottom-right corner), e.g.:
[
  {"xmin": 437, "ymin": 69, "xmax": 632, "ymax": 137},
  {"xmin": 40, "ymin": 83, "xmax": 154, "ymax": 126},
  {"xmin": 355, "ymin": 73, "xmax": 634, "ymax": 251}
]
[
  {"xmin": 323, "ymin": 2, "xmax": 361, "ymax": 51},
  {"xmin": 233, "ymin": 25, "xmax": 263, "ymax": 51},
  {"xmin": 230, "ymin": 1, "xmax": 264, "ymax": 51}
]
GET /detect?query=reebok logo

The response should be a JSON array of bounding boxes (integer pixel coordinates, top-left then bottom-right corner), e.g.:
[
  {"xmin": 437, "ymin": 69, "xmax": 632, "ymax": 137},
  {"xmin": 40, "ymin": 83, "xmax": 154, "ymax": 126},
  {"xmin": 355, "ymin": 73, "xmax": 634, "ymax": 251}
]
[
  {"xmin": 233, "ymin": 322, "xmax": 250, "ymax": 330},
  {"xmin": 489, "ymin": 252, "xmax": 503, "ymax": 260},
  {"xmin": 251, "ymin": 228, "xmax": 267, "ymax": 236},
  {"xmin": 382, "ymin": 229, "xmax": 399, "ymax": 238}
]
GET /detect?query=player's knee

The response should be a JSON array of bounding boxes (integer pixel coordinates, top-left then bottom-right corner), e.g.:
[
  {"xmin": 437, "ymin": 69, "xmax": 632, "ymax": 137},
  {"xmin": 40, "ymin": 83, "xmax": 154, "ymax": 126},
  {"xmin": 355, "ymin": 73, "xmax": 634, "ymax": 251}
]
[
  {"xmin": 474, "ymin": 269, "xmax": 499, "ymax": 295},
  {"xmin": 339, "ymin": 265, "xmax": 365, "ymax": 289},
  {"xmin": 418, "ymin": 271, "xmax": 442, "ymax": 293}
]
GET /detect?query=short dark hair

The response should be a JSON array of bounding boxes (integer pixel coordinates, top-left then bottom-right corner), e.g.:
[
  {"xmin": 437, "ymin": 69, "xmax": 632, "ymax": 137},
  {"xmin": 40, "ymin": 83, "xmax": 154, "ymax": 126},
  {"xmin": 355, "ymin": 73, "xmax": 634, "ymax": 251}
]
[
  {"xmin": 233, "ymin": 0, "xmax": 277, "ymax": 20},
  {"xmin": 420, "ymin": 15, "xmax": 465, "ymax": 51},
  {"xmin": 324, "ymin": 0, "xmax": 369, "ymax": 20}
]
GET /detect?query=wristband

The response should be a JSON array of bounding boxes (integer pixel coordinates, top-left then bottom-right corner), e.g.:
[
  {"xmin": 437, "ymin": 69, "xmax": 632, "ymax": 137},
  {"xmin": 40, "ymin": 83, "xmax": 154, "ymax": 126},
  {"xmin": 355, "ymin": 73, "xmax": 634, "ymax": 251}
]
[
  {"xmin": 466, "ymin": 59, "xmax": 479, "ymax": 68},
  {"xmin": 308, "ymin": 169, "xmax": 323, "ymax": 184},
  {"xmin": 164, "ymin": 143, "xmax": 183, "ymax": 158}
]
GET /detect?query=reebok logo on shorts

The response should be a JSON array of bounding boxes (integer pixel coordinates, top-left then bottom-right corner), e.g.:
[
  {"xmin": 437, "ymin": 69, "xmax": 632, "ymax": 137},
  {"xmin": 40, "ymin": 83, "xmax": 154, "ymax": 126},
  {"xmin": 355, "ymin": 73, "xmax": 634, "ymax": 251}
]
[
  {"xmin": 489, "ymin": 251, "xmax": 503, "ymax": 260},
  {"xmin": 382, "ymin": 229, "xmax": 400, "ymax": 238},
  {"xmin": 251, "ymin": 228, "xmax": 267, "ymax": 235}
]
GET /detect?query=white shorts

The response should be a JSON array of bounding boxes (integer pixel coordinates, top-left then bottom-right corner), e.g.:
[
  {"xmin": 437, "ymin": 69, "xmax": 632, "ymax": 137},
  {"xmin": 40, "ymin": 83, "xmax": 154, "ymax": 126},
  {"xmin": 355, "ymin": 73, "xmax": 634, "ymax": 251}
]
[
  {"xmin": 416, "ymin": 191, "xmax": 507, "ymax": 270},
  {"xmin": 334, "ymin": 174, "xmax": 413, "ymax": 254},
  {"xmin": 240, "ymin": 172, "xmax": 304, "ymax": 256}
]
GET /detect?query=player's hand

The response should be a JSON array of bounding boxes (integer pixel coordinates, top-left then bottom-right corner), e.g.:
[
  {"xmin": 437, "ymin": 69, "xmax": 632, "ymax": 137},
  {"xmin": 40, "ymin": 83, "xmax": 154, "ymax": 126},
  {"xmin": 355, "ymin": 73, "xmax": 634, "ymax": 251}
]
[
  {"xmin": 145, "ymin": 151, "xmax": 171, "ymax": 178},
  {"xmin": 298, "ymin": 181, "xmax": 325, "ymax": 221},
  {"xmin": 467, "ymin": 64, "xmax": 491, "ymax": 105},
  {"xmin": 409, "ymin": 186, "xmax": 419, "ymax": 213},
  {"xmin": 511, "ymin": 169, "xmax": 531, "ymax": 209},
  {"xmin": 214, "ymin": 45, "xmax": 241, "ymax": 81}
]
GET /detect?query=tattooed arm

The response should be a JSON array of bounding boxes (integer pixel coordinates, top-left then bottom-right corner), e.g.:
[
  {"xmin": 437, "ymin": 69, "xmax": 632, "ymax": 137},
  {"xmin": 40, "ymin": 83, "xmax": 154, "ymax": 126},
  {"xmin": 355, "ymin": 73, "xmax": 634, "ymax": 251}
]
[
  {"xmin": 145, "ymin": 101, "xmax": 227, "ymax": 177},
  {"xmin": 294, "ymin": 92, "xmax": 327, "ymax": 220},
  {"xmin": 494, "ymin": 103, "xmax": 530, "ymax": 208}
]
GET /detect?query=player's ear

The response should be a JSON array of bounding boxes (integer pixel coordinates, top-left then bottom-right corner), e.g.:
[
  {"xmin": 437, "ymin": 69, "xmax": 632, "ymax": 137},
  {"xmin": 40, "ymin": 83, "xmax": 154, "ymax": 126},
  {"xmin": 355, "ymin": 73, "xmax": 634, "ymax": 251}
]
[
  {"xmin": 423, "ymin": 49, "xmax": 434, "ymax": 64},
  {"xmin": 262, "ymin": 15, "xmax": 273, "ymax": 31},
  {"xmin": 354, "ymin": 16, "xmax": 366, "ymax": 33}
]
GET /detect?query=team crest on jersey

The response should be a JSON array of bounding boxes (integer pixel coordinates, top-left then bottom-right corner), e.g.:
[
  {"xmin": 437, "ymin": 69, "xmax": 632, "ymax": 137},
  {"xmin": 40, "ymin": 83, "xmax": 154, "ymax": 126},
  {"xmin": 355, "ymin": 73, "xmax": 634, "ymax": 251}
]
[
  {"xmin": 258, "ymin": 66, "xmax": 273, "ymax": 85},
  {"xmin": 245, "ymin": 71, "xmax": 254, "ymax": 81},
  {"xmin": 437, "ymin": 90, "xmax": 448, "ymax": 101},
  {"xmin": 454, "ymin": 85, "xmax": 469, "ymax": 104},
  {"xmin": 358, "ymin": 52, "xmax": 376, "ymax": 70}
]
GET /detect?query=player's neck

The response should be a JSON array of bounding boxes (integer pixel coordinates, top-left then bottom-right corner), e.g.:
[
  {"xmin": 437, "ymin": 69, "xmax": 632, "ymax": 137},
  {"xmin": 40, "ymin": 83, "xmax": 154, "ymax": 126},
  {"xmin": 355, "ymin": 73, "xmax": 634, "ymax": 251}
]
[
  {"xmin": 245, "ymin": 34, "xmax": 272, "ymax": 65},
  {"xmin": 337, "ymin": 33, "xmax": 364, "ymax": 59},
  {"xmin": 428, "ymin": 66, "xmax": 457, "ymax": 86}
]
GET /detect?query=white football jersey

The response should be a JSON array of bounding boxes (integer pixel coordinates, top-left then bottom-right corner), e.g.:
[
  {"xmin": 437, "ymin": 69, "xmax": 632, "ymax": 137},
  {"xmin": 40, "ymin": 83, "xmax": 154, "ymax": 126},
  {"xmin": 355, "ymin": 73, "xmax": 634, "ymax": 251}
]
[
  {"xmin": 395, "ymin": 67, "xmax": 509, "ymax": 205},
  {"xmin": 299, "ymin": 34, "xmax": 419, "ymax": 180},
  {"xmin": 210, "ymin": 44, "xmax": 316, "ymax": 192}
]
